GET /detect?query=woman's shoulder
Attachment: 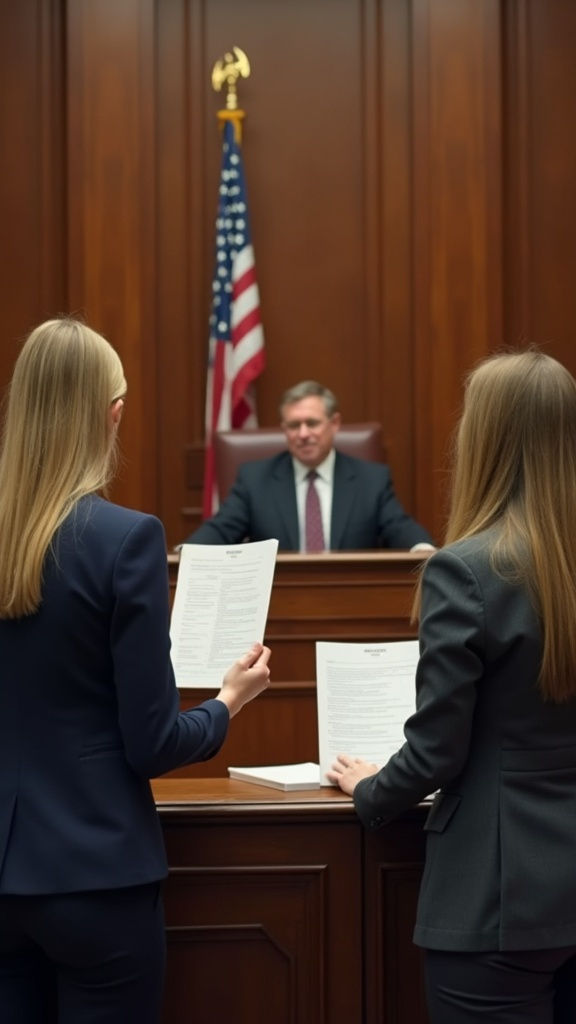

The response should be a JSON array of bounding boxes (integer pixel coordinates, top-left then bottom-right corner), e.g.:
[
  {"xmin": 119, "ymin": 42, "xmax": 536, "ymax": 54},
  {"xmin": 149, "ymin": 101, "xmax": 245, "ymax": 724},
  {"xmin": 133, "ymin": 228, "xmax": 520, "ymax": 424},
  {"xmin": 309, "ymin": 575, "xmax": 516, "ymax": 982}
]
[
  {"xmin": 426, "ymin": 530, "xmax": 498, "ymax": 579},
  {"xmin": 446, "ymin": 530, "xmax": 497, "ymax": 558},
  {"xmin": 69, "ymin": 495, "xmax": 165, "ymax": 543}
]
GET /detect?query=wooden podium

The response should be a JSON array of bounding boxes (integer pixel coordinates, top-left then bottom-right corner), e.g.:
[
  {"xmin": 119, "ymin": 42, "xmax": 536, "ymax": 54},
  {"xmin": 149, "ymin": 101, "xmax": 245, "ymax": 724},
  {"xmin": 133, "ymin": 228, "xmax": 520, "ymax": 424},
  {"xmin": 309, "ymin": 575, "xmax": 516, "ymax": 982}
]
[
  {"xmin": 166, "ymin": 552, "xmax": 426, "ymax": 777},
  {"xmin": 159, "ymin": 559, "xmax": 431, "ymax": 1022},
  {"xmin": 154, "ymin": 777, "xmax": 429, "ymax": 1024}
]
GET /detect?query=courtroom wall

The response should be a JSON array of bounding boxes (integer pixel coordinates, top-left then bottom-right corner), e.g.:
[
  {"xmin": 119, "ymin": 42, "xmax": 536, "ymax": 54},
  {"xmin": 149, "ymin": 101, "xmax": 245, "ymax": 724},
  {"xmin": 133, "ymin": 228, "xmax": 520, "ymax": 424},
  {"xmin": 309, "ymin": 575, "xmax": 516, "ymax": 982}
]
[{"xmin": 1, "ymin": 0, "xmax": 575, "ymax": 549}]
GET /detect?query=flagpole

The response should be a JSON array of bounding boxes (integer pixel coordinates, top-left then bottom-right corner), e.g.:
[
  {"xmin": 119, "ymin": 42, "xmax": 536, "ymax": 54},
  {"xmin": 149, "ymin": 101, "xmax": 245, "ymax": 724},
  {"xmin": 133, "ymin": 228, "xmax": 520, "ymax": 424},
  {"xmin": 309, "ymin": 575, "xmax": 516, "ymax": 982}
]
[{"xmin": 202, "ymin": 47, "xmax": 265, "ymax": 519}]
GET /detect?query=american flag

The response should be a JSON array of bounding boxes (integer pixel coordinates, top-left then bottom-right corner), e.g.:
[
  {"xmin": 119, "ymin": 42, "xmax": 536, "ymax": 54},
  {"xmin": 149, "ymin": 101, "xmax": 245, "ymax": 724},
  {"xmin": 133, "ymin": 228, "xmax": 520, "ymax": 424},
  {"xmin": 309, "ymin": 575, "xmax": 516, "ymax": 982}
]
[{"xmin": 202, "ymin": 118, "xmax": 265, "ymax": 518}]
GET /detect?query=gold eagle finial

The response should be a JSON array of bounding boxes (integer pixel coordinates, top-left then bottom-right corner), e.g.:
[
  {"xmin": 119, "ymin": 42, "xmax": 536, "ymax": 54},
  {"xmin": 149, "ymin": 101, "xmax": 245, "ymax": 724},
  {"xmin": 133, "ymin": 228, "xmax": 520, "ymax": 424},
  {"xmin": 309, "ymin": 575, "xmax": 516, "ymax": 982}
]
[{"xmin": 211, "ymin": 47, "xmax": 251, "ymax": 110}]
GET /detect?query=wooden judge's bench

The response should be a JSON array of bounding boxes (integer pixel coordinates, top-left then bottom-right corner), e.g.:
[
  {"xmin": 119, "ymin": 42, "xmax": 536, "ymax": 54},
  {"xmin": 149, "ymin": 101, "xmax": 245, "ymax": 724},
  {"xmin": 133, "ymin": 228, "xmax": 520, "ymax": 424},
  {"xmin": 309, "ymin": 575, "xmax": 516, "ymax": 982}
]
[{"xmin": 156, "ymin": 552, "xmax": 430, "ymax": 1024}]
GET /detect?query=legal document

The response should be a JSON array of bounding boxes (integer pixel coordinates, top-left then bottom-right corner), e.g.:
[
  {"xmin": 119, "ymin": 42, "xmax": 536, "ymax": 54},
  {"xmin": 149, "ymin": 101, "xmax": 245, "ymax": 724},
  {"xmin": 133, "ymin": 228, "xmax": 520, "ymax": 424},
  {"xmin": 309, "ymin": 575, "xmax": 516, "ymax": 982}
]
[
  {"xmin": 316, "ymin": 640, "xmax": 419, "ymax": 785},
  {"xmin": 170, "ymin": 539, "xmax": 279, "ymax": 688}
]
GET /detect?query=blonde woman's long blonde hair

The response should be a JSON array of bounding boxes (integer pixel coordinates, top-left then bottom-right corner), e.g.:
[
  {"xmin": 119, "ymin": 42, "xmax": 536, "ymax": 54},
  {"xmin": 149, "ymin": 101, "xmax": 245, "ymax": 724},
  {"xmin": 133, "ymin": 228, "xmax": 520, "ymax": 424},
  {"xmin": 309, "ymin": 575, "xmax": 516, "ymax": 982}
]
[
  {"xmin": 0, "ymin": 318, "xmax": 127, "ymax": 619},
  {"xmin": 416, "ymin": 349, "xmax": 576, "ymax": 702}
]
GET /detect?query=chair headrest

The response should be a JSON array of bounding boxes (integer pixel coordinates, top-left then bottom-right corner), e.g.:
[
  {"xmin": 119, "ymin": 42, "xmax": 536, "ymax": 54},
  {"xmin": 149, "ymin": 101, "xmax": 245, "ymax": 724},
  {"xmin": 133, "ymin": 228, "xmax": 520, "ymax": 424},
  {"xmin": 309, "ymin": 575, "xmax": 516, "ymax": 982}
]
[{"xmin": 214, "ymin": 422, "xmax": 383, "ymax": 503}]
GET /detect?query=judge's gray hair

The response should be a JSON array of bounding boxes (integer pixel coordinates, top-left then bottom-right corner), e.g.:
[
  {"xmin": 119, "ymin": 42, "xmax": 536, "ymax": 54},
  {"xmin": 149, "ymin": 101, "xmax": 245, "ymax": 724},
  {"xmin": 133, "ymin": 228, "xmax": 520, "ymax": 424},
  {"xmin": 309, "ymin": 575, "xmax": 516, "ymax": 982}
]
[{"xmin": 279, "ymin": 380, "xmax": 339, "ymax": 418}]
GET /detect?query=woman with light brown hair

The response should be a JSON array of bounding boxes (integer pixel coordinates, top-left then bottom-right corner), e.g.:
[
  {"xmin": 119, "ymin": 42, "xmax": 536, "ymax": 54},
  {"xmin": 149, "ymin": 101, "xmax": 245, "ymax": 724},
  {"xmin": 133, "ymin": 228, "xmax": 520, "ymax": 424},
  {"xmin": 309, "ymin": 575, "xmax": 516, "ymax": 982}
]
[
  {"xmin": 0, "ymin": 317, "xmax": 271, "ymax": 1024},
  {"xmin": 329, "ymin": 349, "xmax": 576, "ymax": 1022}
]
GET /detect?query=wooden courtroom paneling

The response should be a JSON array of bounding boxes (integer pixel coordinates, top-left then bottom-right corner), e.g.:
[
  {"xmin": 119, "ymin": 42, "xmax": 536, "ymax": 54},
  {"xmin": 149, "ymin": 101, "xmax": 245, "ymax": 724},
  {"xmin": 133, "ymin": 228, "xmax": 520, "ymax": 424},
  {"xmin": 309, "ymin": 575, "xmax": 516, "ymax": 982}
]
[
  {"xmin": 153, "ymin": 778, "xmax": 428, "ymax": 1024},
  {"xmin": 1, "ymin": 2, "xmax": 576, "ymax": 550},
  {"xmin": 155, "ymin": 780, "xmax": 365, "ymax": 1024},
  {"xmin": 66, "ymin": 0, "xmax": 158, "ymax": 514},
  {"xmin": 166, "ymin": 551, "xmax": 425, "ymax": 778},
  {"xmin": 503, "ymin": 0, "xmax": 576, "ymax": 375},
  {"xmin": 411, "ymin": 0, "xmax": 504, "ymax": 535},
  {"xmin": 364, "ymin": 818, "xmax": 428, "ymax": 1024},
  {"xmin": 0, "ymin": 0, "xmax": 66, "ymax": 382}
]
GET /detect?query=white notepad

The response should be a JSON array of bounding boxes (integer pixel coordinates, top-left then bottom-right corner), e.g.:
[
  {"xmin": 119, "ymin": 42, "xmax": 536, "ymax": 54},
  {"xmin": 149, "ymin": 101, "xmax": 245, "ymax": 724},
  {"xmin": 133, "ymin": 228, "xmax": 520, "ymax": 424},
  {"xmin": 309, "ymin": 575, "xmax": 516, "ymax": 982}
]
[{"xmin": 228, "ymin": 762, "xmax": 321, "ymax": 791}]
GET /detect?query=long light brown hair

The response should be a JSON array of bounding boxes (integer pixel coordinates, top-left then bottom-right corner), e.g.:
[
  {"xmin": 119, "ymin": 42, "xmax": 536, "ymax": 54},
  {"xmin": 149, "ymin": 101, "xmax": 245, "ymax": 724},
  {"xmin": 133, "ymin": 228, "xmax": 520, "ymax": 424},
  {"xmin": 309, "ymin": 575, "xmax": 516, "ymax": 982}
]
[
  {"xmin": 0, "ymin": 318, "xmax": 126, "ymax": 619},
  {"xmin": 416, "ymin": 349, "xmax": 576, "ymax": 702}
]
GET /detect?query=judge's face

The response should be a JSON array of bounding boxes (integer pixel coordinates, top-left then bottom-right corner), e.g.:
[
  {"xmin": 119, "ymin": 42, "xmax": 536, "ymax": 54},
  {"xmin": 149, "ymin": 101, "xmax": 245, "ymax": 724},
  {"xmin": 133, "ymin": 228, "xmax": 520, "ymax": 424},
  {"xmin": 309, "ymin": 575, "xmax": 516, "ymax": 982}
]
[{"xmin": 281, "ymin": 396, "xmax": 341, "ymax": 468}]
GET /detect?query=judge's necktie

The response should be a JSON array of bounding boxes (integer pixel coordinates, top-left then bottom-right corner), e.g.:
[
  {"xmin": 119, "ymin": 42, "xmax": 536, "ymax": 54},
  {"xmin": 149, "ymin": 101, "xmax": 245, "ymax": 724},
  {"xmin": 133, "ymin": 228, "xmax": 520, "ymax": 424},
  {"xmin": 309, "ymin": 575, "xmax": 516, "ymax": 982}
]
[{"xmin": 305, "ymin": 470, "xmax": 325, "ymax": 552}]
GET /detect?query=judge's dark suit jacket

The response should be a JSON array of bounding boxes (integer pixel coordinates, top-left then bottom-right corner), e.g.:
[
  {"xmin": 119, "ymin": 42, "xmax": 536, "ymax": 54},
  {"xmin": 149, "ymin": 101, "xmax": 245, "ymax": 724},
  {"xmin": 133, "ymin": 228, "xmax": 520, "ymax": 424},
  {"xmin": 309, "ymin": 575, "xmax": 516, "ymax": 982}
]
[
  {"xmin": 354, "ymin": 532, "xmax": 576, "ymax": 953},
  {"xmin": 0, "ymin": 495, "xmax": 229, "ymax": 895},
  {"xmin": 188, "ymin": 450, "xmax": 434, "ymax": 550}
]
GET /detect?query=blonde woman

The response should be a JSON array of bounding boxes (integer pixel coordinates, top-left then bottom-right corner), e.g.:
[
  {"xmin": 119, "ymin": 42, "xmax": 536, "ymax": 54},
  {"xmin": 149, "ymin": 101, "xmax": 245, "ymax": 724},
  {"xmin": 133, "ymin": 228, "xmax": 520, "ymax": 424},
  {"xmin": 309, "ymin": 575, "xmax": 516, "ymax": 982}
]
[
  {"xmin": 329, "ymin": 350, "xmax": 576, "ymax": 1023},
  {"xmin": 0, "ymin": 318, "xmax": 270, "ymax": 1024}
]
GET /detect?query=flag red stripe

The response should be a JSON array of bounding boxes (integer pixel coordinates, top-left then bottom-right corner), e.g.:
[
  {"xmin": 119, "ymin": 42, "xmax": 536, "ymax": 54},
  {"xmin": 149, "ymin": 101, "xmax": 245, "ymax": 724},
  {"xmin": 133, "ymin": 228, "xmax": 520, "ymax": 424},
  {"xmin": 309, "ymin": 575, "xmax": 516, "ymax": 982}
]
[
  {"xmin": 209, "ymin": 341, "xmax": 227, "ymax": 431},
  {"xmin": 202, "ymin": 442, "xmax": 217, "ymax": 519},
  {"xmin": 232, "ymin": 396, "xmax": 252, "ymax": 428},
  {"xmin": 232, "ymin": 265, "xmax": 257, "ymax": 295},
  {"xmin": 232, "ymin": 306, "xmax": 262, "ymax": 346},
  {"xmin": 231, "ymin": 346, "xmax": 266, "ymax": 414}
]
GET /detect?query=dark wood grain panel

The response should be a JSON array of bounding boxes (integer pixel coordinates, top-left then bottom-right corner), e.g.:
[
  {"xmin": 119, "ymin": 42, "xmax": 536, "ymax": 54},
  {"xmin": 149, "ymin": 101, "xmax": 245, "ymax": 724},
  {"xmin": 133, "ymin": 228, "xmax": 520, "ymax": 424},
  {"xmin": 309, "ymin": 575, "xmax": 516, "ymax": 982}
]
[
  {"xmin": 0, "ymin": 0, "xmax": 66, "ymax": 385},
  {"xmin": 412, "ymin": 0, "xmax": 504, "ymax": 538},
  {"xmin": 166, "ymin": 866, "xmax": 326, "ymax": 1024},
  {"xmin": 364, "ymin": 818, "xmax": 428, "ymax": 1024},
  {"xmin": 503, "ymin": 0, "xmax": 576, "ymax": 374},
  {"xmin": 158, "ymin": 790, "xmax": 363, "ymax": 1024},
  {"xmin": 66, "ymin": 0, "xmax": 158, "ymax": 513}
]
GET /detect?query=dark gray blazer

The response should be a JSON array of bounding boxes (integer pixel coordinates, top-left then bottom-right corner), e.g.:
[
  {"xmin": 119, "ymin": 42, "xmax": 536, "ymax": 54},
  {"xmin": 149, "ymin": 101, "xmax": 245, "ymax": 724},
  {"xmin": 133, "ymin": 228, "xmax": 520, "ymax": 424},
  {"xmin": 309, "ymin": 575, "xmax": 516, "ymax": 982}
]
[
  {"xmin": 0, "ymin": 495, "xmax": 229, "ymax": 895},
  {"xmin": 354, "ymin": 532, "xmax": 576, "ymax": 952},
  {"xmin": 187, "ymin": 450, "xmax": 434, "ymax": 550}
]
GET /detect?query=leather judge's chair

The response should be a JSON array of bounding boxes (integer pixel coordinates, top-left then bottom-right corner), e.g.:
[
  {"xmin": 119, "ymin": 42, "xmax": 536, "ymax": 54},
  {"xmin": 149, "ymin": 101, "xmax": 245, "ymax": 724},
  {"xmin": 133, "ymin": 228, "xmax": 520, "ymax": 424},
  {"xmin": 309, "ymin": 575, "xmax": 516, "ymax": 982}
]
[{"xmin": 214, "ymin": 422, "xmax": 384, "ymax": 504}]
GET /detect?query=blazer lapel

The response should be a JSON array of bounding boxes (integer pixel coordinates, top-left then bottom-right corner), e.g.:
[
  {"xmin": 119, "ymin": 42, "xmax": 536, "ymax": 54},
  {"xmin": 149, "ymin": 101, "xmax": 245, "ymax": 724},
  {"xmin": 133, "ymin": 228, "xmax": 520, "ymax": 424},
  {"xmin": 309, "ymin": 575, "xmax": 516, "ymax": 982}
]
[
  {"xmin": 271, "ymin": 454, "xmax": 300, "ymax": 550},
  {"xmin": 330, "ymin": 452, "xmax": 356, "ymax": 549}
]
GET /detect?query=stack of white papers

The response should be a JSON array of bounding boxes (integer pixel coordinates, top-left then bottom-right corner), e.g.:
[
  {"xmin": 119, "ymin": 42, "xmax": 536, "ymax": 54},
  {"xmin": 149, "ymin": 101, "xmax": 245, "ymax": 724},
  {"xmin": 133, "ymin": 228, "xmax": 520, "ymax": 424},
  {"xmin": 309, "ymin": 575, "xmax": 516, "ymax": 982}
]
[{"xmin": 227, "ymin": 762, "xmax": 321, "ymax": 791}]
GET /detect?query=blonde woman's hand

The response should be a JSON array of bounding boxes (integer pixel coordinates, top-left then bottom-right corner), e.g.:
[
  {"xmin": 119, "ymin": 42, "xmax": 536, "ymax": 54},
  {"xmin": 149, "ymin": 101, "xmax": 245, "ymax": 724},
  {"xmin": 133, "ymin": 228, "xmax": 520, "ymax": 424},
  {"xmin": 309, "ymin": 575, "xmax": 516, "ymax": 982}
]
[{"xmin": 216, "ymin": 642, "xmax": 271, "ymax": 718}]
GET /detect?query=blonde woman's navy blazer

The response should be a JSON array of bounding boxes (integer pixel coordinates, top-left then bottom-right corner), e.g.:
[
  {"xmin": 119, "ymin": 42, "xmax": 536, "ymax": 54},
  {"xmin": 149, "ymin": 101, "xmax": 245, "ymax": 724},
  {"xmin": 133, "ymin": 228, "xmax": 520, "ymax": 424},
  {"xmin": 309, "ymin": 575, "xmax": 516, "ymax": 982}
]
[
  {"xmin": 0, "ymin": 495, "xmax": 229, "ymax": 894},
  {"xmin": 354, "ymin": 532, "xmax": 576, "ymax": 952}
]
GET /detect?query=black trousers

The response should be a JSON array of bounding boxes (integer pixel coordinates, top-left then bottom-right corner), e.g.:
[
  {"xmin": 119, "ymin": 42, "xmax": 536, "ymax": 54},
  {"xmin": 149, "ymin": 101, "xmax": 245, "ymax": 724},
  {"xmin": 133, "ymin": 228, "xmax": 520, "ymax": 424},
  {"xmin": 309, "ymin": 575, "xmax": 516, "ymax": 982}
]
[
  {"xmin": 425, "ymin": 946, "xmax": 576, "ymax": 1024},
  {"xmin": 0, "ymin": 882, "xmax": 166, "ymax": 1024}
]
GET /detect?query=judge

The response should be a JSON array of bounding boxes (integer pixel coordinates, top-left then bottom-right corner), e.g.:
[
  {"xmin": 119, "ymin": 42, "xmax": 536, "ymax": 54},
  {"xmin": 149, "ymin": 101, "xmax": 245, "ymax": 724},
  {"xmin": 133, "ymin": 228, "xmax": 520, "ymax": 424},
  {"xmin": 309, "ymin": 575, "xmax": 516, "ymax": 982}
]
[{"xmin": 187, "ymin": 380, "xmax": 435, "ymax": 552}]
